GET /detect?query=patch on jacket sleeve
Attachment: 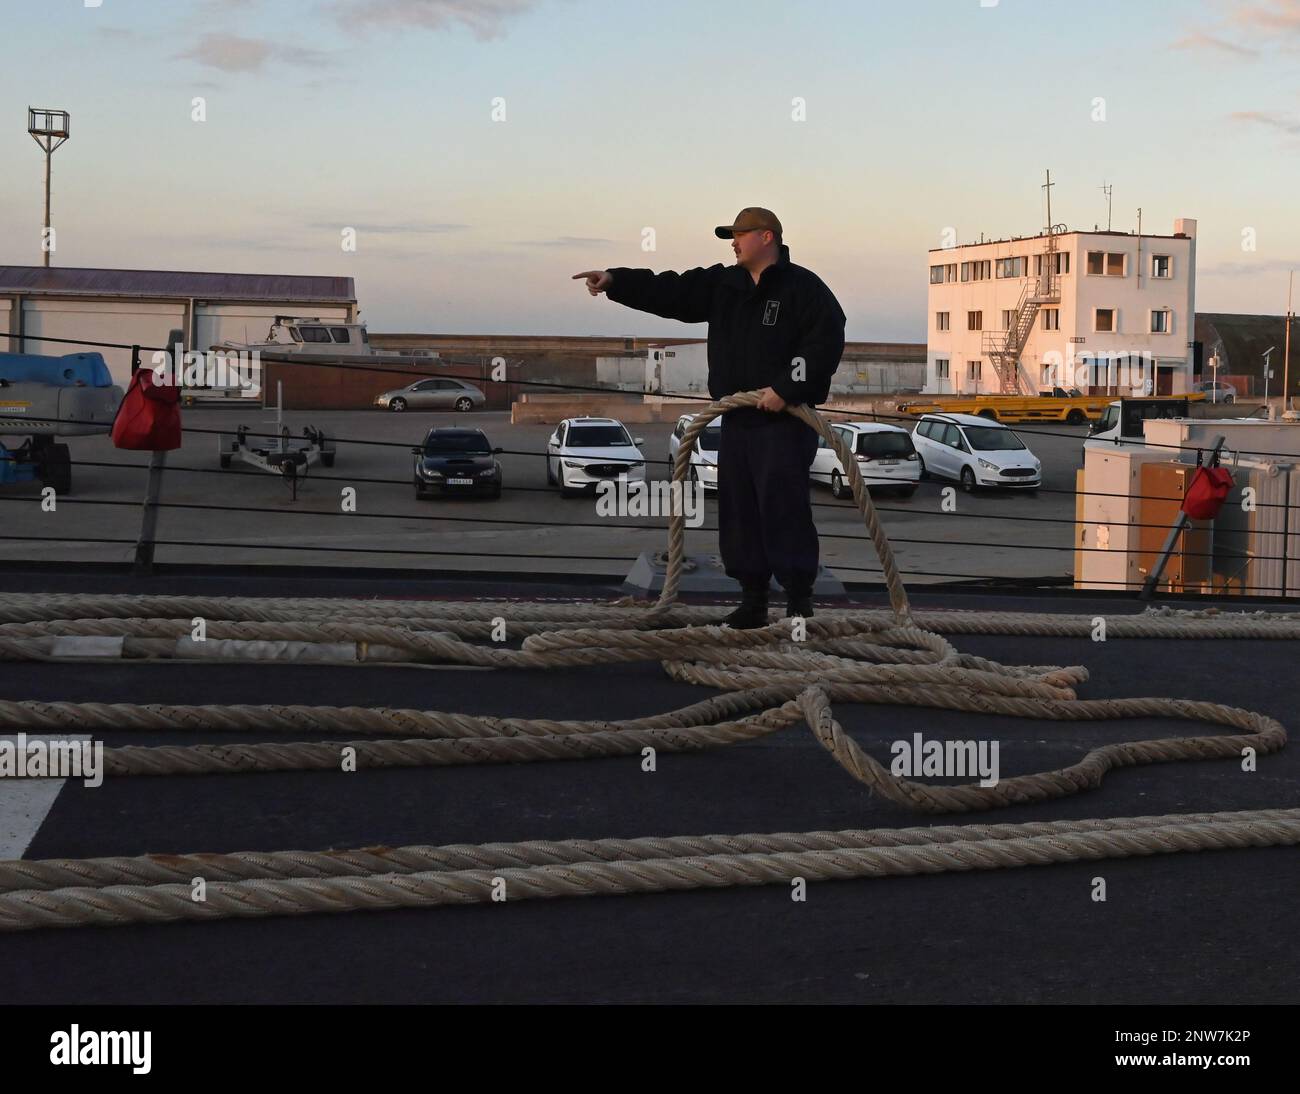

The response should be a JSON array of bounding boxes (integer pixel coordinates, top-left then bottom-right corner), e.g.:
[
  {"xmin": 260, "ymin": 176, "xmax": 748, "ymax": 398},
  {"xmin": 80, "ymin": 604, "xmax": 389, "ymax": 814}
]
[{"xmin": 762, "ymin": 300, "xmax": 780, "ymax": 326}]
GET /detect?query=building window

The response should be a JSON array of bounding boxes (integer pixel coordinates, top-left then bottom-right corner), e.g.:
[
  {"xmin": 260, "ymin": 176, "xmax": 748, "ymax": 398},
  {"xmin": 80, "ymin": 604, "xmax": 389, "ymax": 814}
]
[
  {"xmin": 968, "ymin": 310, "xmax": 983, "ymax": 331},
  {"xmin": 960, "ymin": 261, "xmax": 970, "ymax": 282},
  {"xmin": 935, "ymin": 359, "xmax": 950, "ymax": 379},
  {"xmin": 996, "ymin": 257, "xmax": 1027, "ymax": 278},
  {"xmin": 930, "ymin": 265, "xmax": 945, "ymax": 284},
  {"xmin": 1088, "ymin": 251, "xmax": 1126, "ymax": 276},
  {"xmin": 1152, "ymin": 254, "xmax": 1171, "ymax": 278},
  {"xmin": 1035, "ymin": 251, "xmax": 1070, "ymax": 275},
  {"xmin": 1001, "ymin": 309, "xmax": 1016, "ymax": 330},
  {"xmin": 1042, "ymin": 307, "xmax": 1060, "ymax": 331},
  {"xmin": 1094, "ymin": 308, "xmax": 1116, "ymax": 333},
  {"xmin": 946, "ymin": 263, "xmax": 957, "ymax": 282},
  {"xmin": 967, "ymin": 360, "xmax": 982, "ymax": 381},
  {"xmin": 1150, "ymin": 309, "xmax": 1171, "ymax": 333},
  {"xmin": 936, "ymin": 311, "xmax": 950, "ymax": 331}
]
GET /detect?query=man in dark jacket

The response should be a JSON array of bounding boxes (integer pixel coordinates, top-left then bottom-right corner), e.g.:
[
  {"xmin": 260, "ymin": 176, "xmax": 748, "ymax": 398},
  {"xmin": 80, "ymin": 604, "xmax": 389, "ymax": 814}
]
[{"xmin": 574, "ymin": 207, "xmax": 846, "ymax": 626}]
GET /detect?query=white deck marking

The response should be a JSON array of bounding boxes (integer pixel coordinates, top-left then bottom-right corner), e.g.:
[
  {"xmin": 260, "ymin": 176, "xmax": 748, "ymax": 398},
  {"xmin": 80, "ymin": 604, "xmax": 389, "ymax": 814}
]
[{"xmin": 0, "ymin": 734, "xmax": 90, "ymax": 859}]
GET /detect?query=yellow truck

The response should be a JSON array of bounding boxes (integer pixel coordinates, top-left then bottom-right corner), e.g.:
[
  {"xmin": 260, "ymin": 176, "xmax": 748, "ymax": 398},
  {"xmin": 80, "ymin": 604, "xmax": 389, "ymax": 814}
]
[{"xmin": 895, "ymin": 387, "xmax": 1203, "ymax": 425}]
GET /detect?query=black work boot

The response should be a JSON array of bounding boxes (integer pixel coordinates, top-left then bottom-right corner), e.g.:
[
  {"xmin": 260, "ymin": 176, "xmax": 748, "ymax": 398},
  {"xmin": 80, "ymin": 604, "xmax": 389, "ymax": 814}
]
[
  {"xmin": 720, "ymin": 583, "xmax": 770, "ymax": 629},
  {"xmin": 785, "ymin": 589, "xmax": 815, "ymax": 619}
]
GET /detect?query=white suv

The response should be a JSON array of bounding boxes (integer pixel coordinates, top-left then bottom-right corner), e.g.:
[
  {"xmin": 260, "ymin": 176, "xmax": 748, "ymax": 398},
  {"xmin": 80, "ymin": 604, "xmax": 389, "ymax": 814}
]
[
  {"xmin": 810, "ymin": 421, "xmax": 920, "ymax": 498},
  {"xmin": 667, "ymin": 414, "xmax": 720, "ymax": 491},
  {"xmin": 912, "ymin": 413, "xmax": 1041, "ymax": 492},
  {"xmin": 545, "ymin": 417, "xmax": 646, "ymax": 497}
]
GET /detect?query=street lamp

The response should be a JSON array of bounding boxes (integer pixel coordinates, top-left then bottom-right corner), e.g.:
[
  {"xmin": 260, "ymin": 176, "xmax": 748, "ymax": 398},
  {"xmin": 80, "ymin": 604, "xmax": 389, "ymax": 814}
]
[
  {"xmin": 1264, "ymin": 346, "xmax": 1276, "ymax": 417},
  {"xmin": 27, "ymin": 107, "xmax": 70, "ymax": 268}
]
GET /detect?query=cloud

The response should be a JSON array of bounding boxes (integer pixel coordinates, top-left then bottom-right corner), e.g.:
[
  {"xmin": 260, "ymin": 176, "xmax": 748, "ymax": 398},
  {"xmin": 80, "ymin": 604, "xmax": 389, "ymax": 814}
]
[
  {"xmin": 1171, "ymin": 31, "xmax": 1260, "ymax": 56},
  {"xmin": 1231, "ymin": 0, "xmax": 1300, "ymax": 32},
  {"xmin": 306, "ymin": 221, "xmax": 469, "ymax": 235},
  {"xmin": 174, "ymin": 32, "xmax": 332, "ymax": 73},
  {"xmin": 1199, "ymin": 258, "xmax": 1300, "ymax": 277},
  {"xmin": 326, "ymin": 0, "xmax": 539, "ymax": 40},
  {"xmin": 1175, "ymin": 3, "xmax": 1300, "ymax": 56},
  {"xmin": 1230, "ymin": 109, "xmax": 1300, "ymax": 134},
  {"xmin": 512, "ymin": 236, "xmax": 616, "ymax": 247}
]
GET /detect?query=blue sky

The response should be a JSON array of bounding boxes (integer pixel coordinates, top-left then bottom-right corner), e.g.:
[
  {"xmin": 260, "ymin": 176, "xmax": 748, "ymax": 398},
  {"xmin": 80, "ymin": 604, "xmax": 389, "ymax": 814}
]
[{"xmin": 1, "ymin": 0, "xmax": 1297, "ymax": 340}]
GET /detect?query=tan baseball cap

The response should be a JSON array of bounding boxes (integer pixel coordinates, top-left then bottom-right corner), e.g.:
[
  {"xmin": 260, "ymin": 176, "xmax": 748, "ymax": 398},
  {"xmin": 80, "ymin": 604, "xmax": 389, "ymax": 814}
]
[{"xmin": 714, "ymin": 207, "xmax": 783, "ymax": 239}]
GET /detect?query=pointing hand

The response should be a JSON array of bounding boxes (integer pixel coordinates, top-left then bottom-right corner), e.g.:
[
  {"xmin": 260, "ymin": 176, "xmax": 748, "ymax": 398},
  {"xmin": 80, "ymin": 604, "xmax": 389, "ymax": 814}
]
[{"xmin": 573, "ymin": 270, "xmax": 613, "ymax": 296}]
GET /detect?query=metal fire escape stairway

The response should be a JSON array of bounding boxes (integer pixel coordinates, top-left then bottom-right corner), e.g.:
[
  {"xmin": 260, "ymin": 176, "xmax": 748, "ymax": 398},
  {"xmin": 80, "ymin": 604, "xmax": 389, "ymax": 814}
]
[{"xmin": 983, "ymin": 230, "xmax": 1062, "ymax": 394}]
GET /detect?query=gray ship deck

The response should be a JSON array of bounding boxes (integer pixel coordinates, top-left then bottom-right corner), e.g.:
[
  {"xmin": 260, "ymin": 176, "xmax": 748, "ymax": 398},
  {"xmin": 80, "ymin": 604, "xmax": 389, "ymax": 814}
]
[{"xmin": 1, "ymin": 568, "xmax": 1297, "ymax": 1005}]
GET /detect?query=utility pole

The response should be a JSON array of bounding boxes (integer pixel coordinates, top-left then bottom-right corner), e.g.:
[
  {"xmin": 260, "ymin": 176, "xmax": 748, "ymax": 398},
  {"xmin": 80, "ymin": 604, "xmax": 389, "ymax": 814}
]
[
  {"xmin": 1136, "ymin": 207, "xmax": 1142, "ymax": 292},
  {"xmin": 1100, "ymin": 182, "xmax": 1113, "ymax": 231},
  {"xmin": 1285, "ymin": 271, "xmax": 1294, "ymax": 416},
  {"xmin": 27, "ymin": 107, "xmax": 70, "ymax": 268}
]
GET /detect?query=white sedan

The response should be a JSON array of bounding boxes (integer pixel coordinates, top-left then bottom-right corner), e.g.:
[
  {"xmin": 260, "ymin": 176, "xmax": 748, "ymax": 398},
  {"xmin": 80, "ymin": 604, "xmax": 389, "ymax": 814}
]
[
  {"xmin": 666, "ymin": 414, "xmax": 720, "ymax": 491},
  {"xmin": 545, "ymin": 417, "xmax": 646, "ymax": 497},
  {"xmin": 810, "ymin": 421, "xmax": 921, "ymax": 498}
]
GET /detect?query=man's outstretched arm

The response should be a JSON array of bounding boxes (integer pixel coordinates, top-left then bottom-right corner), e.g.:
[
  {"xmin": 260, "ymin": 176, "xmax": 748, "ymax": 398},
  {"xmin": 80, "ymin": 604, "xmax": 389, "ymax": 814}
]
[{"xmin": 572, "ymin": 264, "xmax": 726, "ymax": 324}]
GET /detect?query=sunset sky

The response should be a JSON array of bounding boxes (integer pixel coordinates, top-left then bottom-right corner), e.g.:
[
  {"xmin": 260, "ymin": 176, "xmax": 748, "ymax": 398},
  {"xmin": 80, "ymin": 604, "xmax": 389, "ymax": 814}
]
[{"xmin": 2, "ymin": 0, "xmax": 1298, "ymax": 340}]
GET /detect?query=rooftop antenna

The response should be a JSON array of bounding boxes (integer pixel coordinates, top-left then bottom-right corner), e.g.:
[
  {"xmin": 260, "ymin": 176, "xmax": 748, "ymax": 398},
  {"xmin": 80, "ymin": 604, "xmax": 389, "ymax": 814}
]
[
  {"xmin": 1100, "ymin": 182, "xmax": 1113, "ymax": 231},
  {"xmin": 27, "ymin": 106, "xmax": 70, "ymax": 268}
]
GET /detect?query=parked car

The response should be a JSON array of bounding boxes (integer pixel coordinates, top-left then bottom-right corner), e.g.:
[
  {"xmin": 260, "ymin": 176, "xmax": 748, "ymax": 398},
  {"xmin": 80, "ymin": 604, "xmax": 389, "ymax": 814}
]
[
  {"xmin": 412, "ymin": 427, "xmax": 502, "ymax": 499},
  {"xmin": 1082, "ymin": 397, "xmax": 1192, "ymax": 461},
  {"xmin": 911, "ymin": 412, "xmax": 1041, "ymax": 492},
  {"xmin": 810, "ymin": 421, "xmax": 920, "ymax": 498},
  {"xmin": 376, "ymin": 377, "xmax": 486, "ymax": 412},
  {"xmin": 667, "ymin": 414, "xmax": 721, "ymax": 491},
  {"xmin": 546, "ymin": 417, "xmax": 646, "ymax": 497},
  {"xmin": 1192, "ymin": 380, "xmax": 1237, "ymax": 404}
]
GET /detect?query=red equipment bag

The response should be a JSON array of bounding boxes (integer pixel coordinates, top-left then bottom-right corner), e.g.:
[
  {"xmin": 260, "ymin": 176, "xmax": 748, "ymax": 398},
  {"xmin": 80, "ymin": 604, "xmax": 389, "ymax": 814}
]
[
  {"xmin": 1181, "ymin": 463, "xmax": 1234, "ymax": 520},
  {"xmin": 111, "ymin": 367, "xmax": 182, "ymax": 451}
]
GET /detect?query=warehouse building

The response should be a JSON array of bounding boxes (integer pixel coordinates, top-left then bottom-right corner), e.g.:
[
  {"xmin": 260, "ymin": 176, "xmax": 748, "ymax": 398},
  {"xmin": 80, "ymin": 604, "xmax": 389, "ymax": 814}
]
[
  {"xmin": 0, "ymin": 265, "xmax": 357, "ymax": 385},
  {"xmin": 1194, "ymin": 313, "xmax": 1296, "ymax": 402}
]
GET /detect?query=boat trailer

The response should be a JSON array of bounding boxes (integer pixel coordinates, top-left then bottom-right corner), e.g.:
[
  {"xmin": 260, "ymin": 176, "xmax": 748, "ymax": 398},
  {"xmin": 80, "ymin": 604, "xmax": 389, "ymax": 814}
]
[{"xmin": 218, "ymin": 424, "xmax": 336, "ymax": 500}]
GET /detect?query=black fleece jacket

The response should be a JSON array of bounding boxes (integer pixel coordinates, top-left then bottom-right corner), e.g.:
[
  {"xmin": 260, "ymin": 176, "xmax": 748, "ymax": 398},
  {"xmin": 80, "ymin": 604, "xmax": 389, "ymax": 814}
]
[{"xmin": 604, "ymin": 244, "xmax": 846, "ymax": 406}]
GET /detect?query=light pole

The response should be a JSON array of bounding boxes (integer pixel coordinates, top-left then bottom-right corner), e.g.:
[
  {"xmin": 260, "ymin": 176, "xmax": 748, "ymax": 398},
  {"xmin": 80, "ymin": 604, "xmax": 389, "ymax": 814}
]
[
  {"xmin": 27, "ymin": 107, "xmax": 70, "ymax": 268},
  {"xmin": 1264, "ymin": 346, "xmax": 1276, "ymax": 417},
  {"xmin": 1285, "ymin": 271, "xmax": 1294, "ymax": 417}
]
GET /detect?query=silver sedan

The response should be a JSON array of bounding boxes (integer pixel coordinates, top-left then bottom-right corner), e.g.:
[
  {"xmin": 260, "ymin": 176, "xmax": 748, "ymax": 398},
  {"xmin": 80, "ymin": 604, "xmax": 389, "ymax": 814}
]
[{"xmin": 375, "ymin": 378, "xmax": 486, "ymax": 412}]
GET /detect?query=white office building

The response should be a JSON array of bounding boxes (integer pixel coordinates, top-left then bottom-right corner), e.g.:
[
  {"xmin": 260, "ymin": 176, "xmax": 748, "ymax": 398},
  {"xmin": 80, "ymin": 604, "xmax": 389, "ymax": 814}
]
[{"xmin": 925, "ymin": 219, "xmax": 1196, "ymax": 396}]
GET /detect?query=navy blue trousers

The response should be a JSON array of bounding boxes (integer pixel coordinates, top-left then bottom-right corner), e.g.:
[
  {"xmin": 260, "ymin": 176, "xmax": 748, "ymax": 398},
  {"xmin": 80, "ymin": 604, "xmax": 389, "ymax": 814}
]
[{"xmin": 717, "ymin": 407, "xmax": 820, "ymax": 594}]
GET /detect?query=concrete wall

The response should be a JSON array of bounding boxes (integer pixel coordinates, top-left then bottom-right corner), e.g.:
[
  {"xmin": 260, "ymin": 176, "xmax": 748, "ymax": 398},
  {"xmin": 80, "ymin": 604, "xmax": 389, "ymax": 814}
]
[
  {"xmin": 595, "ymin": 355, "xmax": 648, "ymax": 391},
  {"xmin": 362, "ymin": 333, "xmax": 926, "ymax": 416},
  {"xmin": 511, "ymin": 391, "xmax": 914, "ymax": 426},
  {"xmin": 642, "ymin": 341, "xmax": 926, "ymax": 397}
]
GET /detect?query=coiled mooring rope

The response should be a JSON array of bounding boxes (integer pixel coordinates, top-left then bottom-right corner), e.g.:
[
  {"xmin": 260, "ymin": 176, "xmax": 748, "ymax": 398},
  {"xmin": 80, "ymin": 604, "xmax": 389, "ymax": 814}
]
[{"xmin": 1, "ymin": 391, "xmax": 1297, "ymax": 930}]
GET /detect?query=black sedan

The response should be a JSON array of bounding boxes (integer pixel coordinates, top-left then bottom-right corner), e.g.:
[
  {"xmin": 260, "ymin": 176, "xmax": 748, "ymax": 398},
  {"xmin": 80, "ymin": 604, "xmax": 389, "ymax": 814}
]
[{"xmin": 412, "ymin": 428, "xmax": 503, "ymax": 499}]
